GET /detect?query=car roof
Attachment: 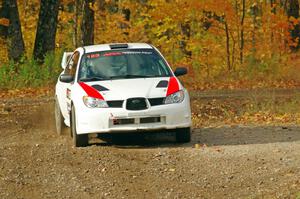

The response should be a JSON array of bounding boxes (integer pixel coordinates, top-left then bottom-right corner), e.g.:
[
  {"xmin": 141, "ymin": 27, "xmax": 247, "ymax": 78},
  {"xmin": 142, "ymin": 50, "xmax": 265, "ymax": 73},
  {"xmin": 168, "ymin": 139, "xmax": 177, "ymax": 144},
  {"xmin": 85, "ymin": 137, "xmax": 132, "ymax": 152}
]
[{"xmin": 78, "ymin": 43, "xmax": 153, "ymax": 53}]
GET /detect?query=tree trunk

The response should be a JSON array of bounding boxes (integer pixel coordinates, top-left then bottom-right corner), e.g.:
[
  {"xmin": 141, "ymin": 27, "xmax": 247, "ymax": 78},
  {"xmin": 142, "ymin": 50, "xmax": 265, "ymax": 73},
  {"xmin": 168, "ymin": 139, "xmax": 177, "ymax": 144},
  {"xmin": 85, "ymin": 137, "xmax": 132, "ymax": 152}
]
[
  {"xmin": 81, "ymin": 0, "xmax": 95, "ymax": 46},
  {"xmin": 180, "ymin": 22, "xmax": 192, "ymax": 58},
  {"xmin": 250, "ymin": 3, "xmax": 258, "ymax": 53},
  {"xmin": 33, "ymin": 0, "xmax": 60, "ymax": 62},
  {"xmin": 287, "ymin": 0, "xmax": 300, "ymax": 51},
  {"xmin": 3, "ymin": 0, "xmax": 25, "ymax": 62},
  {"xmin": 270, "ymin": 0, "xmax": 276, "ymax": 14},
  {"xmin": 73, "ymin": 0, "xmax": 80, "ymax": 47},
  {"xmin": 225, "ymin": 21, "xmax": 231, "ymax": 71},
  {"xmin": 0, "ymin": 1, "xmax": 9, "ymax": 38},
  {"xmin": 230, "ymin": 31, "xmax": 236, "ymax": 71},
  {"xmin": 98, "ymin": 0, "xmax": 106, "ymax": 11},
  {"xmin": 240, "ymin": 0, "xmax": 245, "ymax": 64}
]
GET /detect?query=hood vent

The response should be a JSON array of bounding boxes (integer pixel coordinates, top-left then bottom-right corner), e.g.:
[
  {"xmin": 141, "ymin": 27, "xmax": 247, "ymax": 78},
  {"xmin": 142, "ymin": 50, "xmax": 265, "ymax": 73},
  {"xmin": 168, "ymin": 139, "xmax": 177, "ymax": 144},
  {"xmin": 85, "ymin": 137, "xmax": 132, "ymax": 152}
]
[
  {"xmin": 91, "ymin": 84, "xmax": 109, "ymax": 91},
  {"xmin": 156, "ymin": 80, "xmax": 168, "ymax": 88}
]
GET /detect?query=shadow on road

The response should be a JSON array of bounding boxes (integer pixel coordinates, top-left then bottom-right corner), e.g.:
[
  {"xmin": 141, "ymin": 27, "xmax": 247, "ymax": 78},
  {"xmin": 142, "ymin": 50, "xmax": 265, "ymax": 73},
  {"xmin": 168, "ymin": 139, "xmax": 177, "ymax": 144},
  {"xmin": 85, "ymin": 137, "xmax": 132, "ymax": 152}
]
[
  {"xmin": 93, "ymin": 132, "xmax": 180, "ymax": 148},
  {"xmin": 92, "ymin": 125, "xmax": 300, "ymax": 148}
]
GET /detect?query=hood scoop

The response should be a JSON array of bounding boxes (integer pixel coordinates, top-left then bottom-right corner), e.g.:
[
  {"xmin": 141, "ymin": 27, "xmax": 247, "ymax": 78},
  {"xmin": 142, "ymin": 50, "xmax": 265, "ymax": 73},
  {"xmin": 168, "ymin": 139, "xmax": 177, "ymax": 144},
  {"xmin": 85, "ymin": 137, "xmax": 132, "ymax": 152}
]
[
  {"xmin": 91, "ymin": 84, "xmax": 109, "ymax": 91},
  {"xmin": 156, "ymin": 80, "xmax": 168, "ymax": 88}
]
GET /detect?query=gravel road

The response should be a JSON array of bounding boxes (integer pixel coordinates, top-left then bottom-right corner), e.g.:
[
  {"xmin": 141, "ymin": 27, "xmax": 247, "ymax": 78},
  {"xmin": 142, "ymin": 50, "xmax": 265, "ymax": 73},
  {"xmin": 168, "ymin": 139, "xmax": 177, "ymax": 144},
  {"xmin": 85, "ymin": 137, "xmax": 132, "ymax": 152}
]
[{"xmin": 0, "ymin": 92, "xmax": 300, "ymax": 199}]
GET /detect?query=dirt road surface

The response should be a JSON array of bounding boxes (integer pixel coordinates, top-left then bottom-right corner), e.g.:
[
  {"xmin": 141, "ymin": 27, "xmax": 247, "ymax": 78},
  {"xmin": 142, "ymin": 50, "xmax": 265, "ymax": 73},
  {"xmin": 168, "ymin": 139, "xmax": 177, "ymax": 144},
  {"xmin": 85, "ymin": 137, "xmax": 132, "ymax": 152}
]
[{"xmin": 0, "ymin": 91, "xmax": 300, "ymax": 199}]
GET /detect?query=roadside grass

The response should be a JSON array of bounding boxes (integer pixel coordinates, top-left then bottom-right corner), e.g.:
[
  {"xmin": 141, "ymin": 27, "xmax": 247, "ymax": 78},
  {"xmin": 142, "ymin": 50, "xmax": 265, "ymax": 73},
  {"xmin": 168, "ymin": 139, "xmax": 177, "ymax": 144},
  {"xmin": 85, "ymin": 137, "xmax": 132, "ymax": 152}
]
[
  {"xmin": 0, "ymin": 51, "xmax": 63, "ymax": 89},
  {"xmin": 191, "ymin": 90, "xmax": 300, "ymax": 128}
]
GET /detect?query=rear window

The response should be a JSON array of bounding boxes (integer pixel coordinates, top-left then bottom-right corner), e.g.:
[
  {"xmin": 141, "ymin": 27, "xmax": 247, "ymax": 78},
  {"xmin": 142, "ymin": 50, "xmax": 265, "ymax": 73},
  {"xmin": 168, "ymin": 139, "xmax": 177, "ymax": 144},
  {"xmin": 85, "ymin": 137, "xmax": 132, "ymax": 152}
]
[{"xmin": 78, "ymin": 49, "xmax": 172, "ymax": 82}]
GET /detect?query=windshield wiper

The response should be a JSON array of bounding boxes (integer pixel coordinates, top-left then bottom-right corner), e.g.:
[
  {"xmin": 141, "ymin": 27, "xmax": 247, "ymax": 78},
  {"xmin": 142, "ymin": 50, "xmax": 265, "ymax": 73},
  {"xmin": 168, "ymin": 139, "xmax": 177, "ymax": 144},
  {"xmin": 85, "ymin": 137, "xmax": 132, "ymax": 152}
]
[
  {"xmin": 79, "ymin": 76, "xmax": 108, "ymax": 82},
  {"xmin": 109, "ymin": 75, "xmax": 157, "ymax": 79}
]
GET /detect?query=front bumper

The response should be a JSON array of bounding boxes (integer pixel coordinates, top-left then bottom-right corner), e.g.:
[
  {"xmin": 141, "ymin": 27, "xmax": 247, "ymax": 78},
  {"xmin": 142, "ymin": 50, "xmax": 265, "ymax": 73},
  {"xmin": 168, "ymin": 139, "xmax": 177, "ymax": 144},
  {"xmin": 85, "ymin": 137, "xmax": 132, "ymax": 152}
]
[{"xmin": 75, "ymin": 96, "xmax": 191, "ymax": 135}]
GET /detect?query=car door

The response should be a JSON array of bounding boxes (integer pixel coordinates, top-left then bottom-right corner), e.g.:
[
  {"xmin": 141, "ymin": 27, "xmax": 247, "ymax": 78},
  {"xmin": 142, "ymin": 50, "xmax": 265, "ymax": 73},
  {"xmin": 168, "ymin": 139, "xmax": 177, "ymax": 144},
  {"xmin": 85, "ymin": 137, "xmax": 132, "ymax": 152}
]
[{"xmin": 56, "ymin": 51, "xmax": 80, "ymax": 125}]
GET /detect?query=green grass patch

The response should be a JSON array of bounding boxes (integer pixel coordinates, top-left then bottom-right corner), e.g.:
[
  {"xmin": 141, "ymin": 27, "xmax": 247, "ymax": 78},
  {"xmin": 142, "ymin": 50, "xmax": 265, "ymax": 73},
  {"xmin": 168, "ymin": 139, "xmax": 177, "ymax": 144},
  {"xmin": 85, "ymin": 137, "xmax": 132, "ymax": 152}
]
[{"xmin": 0, "ymin": 51, "xmax": 63, "ymax": 89}]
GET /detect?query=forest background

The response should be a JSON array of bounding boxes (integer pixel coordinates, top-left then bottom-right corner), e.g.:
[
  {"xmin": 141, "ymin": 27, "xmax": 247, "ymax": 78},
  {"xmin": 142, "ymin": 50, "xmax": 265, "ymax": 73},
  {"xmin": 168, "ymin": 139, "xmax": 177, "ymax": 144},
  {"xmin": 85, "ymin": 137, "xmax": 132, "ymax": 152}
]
[{"xmin": 1, "ymin": 0, "xmax": 300, "ymax": 91}]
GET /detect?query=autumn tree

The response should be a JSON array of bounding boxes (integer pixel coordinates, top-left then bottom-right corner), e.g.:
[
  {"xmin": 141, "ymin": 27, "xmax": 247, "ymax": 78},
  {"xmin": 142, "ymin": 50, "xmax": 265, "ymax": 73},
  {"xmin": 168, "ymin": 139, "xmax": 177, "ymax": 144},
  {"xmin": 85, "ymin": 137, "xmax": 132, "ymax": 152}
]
[
  {"xmin": 81, "ymin": 0, "xmax": 95, "ymax": 46},
  {"xmin": 33, "ymin": 0, "xmax": 60, "ymax": 61},
  {"xmin": 1, "ymin": 0, "xmax": 25, "ymax": 61},
  {"xmin": 286, "ymin": 0, "xmax": 300, "ymax": 51}
]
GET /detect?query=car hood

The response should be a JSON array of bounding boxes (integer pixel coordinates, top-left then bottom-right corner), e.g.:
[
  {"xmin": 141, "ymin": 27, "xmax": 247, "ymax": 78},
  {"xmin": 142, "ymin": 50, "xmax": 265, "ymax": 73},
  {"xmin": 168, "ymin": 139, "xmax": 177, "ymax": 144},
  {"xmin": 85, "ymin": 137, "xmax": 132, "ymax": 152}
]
[{"xmin": 82, "ymin": 77, "xmax": 174, "ymax": 100}]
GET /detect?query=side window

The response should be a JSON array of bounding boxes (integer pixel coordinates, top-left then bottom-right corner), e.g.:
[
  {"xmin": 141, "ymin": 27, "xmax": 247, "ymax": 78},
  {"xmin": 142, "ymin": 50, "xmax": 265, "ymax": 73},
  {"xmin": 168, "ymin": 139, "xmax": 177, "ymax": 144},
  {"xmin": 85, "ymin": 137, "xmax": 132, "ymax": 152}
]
[{"xmin": 64, "ymin": 52, "xmax": 80, "ymax": 77}]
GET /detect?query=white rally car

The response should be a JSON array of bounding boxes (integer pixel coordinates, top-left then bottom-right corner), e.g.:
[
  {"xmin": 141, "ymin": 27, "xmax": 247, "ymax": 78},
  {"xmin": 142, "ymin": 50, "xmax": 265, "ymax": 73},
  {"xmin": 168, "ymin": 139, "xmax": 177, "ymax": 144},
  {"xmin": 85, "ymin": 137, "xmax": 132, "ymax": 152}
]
[{"xmin": 55, "ymin": 43, "xmax": 192, "ymax": 147}]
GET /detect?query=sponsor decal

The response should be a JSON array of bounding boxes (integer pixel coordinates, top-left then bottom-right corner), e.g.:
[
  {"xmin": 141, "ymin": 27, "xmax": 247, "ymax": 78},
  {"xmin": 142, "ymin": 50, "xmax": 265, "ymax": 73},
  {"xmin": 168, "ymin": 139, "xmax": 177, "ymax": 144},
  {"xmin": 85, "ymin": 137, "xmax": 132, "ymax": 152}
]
[
  {"xmin": 103, "ymin": 52, "xmax": 123, "ymax": 57},
  {"xmin": 122, "ymin": 51, "xmax": 153, "ymax": 55},
  {"xmin": 66, "ymin": 88, "xmax": 71, "ymax": 99},
  {"xmin": 87, "ymin": 53, "xmax": 100, "ymax": 59},
  {"xmin": 166, "ymin": 77, "xmax": 179, "ymax": 96},
  {"xmin": 79, "ymin": 82, "xmax": 104, "ymax": 100},
  {"xmin": 102, "ymin": 51, "xmax": 152, "ymax": 57}
]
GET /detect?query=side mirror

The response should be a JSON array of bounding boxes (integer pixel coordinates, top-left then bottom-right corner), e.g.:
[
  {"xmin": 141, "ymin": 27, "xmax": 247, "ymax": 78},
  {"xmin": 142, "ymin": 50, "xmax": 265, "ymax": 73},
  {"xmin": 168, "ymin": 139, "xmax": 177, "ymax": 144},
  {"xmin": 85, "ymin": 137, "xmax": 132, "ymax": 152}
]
[
  {"xmin": 174, "ymin": 67, "xmax": 188, "ymax": 77},
  {"xmin": 61, "ymin": 52, "xmax": 73, "ymax": 69},
  {"xmin": 60, "ymin": 74, "xmax": 74, "ymax": 83}
]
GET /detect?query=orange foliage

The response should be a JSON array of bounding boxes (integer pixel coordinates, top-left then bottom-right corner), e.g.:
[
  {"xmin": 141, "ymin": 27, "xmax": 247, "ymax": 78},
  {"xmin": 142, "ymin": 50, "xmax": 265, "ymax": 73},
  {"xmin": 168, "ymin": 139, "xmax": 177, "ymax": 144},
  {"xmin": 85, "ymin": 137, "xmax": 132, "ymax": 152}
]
[{"xmin": 0, "ymin": 18, "xmax": 9, "ymax": 27}]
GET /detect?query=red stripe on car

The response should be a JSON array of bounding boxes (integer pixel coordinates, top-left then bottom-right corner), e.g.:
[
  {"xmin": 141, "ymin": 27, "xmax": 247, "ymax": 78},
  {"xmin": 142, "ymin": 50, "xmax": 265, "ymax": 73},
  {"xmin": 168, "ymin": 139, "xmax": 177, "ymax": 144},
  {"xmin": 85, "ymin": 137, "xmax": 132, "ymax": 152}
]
[
  {"xmin": 79, "ymin": 82, "xmax": 104, "ymax": 100},
  {"xmin": 166, "ymin": 77, "xmax": 179, "ymax": 96}
]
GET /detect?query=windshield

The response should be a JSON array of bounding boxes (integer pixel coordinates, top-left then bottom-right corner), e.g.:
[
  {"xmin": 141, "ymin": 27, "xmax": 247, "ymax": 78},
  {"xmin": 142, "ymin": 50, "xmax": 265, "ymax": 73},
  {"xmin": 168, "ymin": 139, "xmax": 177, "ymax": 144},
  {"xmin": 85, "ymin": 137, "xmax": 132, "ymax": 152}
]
[{"xmin": 78, "ymin": 49, "xmax": 172, "ymax": 82}]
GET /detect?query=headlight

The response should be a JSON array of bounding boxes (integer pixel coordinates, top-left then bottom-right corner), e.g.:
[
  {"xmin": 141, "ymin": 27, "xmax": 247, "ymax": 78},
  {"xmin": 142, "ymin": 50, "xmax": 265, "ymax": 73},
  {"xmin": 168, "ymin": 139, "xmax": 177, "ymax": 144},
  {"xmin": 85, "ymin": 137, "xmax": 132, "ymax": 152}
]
[
  {"xmin": 164, "ymin": 90, "xmax": 184, "ymax": 104},
  {"xmin": 83, "ymin": 96, "xmax": 109, "ymax": 108}
]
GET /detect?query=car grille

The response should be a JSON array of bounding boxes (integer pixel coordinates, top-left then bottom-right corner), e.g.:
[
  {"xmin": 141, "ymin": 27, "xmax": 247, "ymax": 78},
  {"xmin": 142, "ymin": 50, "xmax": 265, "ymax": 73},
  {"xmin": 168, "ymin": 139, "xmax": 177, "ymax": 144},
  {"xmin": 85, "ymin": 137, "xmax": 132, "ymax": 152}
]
[
  {"xmin": 126, "ymin": 98, "xmax": 147, "ymax": 110},
  {"xmin": 113, "ymin": 118, "xmax": 135, "ymax": 125},
  {"xmin": 140, "ymin": 117, "xmax": 161, "ymax": 123},
  {"xmin": 107, "ymin": 100, "xmax": 123, "ymax": 108},
  {"xmin": 112, "ymin": 117, "xmax": 161, "ymax": 125},
  {"xmin": 148, "ymin": 97, "xmax": 165, "ymax": 106}
]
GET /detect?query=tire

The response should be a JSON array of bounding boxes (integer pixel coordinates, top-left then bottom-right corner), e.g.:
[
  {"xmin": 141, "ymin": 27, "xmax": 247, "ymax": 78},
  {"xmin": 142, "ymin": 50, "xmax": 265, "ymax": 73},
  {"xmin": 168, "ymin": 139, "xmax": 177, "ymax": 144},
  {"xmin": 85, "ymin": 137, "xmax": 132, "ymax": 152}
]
[
  {"xmin": 71, "ymin": 105, "xmax": 88, "ymax": 147},
  {"xmin": 175, "ymin": 127, "xmax": 191, "ymax": 143},
  {"xmin": 55, "ymin": 97, "xmax": 67, "ymax": 135}
]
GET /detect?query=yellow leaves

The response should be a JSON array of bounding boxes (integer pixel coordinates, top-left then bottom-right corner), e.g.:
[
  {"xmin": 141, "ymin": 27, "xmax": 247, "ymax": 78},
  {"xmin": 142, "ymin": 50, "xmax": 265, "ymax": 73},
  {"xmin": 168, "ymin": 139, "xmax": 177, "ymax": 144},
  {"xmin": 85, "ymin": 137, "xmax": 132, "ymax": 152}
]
[
  {"xmin": 88, "ymin": 2, "xmax": 96, "ymax": 11},
  {"xmin": 61, "ymin": 0, "xmax": 75, "ymax": 5},
  {"xmin": 0, "ymin": 37, "xmax": 8, "ymax": 63},
  {"xmin": 194, "ymin": 143, "xmax": 208, "ymax": 149},
  {"xmin": 0, "ymin": 18, "xmax": 10, "ymax": 27},
  {"xmin": 0, "ymin": 87, "xmax": 54, "ymax": 99},
  {"xmin": 289, "ymin": 16, "xmax": 299, "ymax": 26}
]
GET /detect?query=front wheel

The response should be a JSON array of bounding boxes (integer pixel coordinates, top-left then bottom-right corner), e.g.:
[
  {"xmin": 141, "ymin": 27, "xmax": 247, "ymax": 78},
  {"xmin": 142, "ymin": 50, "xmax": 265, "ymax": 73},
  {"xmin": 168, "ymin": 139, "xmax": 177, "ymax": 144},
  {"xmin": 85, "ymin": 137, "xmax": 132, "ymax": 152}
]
[
  {"xmin": 71, "ymin": 105, "xmax": 88, "ymax": 147},
  {"xmin": 175, "ymin": 127, "xmax": 191, "ymax": 143}
]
